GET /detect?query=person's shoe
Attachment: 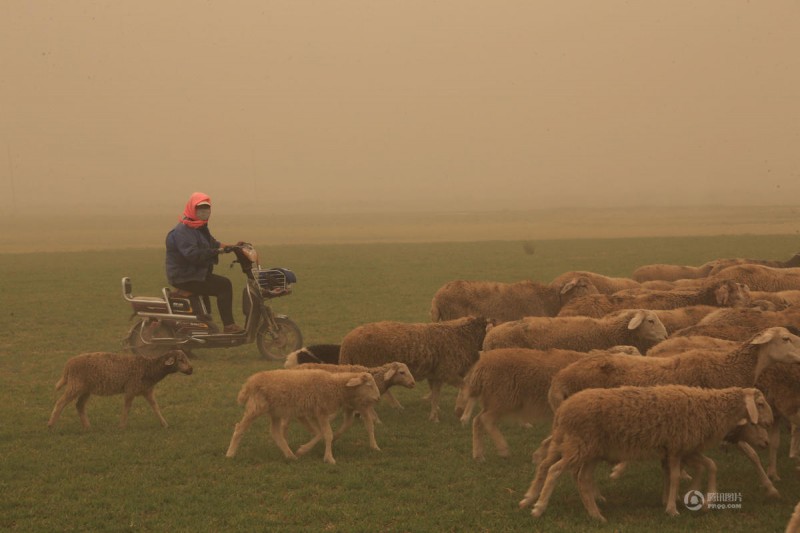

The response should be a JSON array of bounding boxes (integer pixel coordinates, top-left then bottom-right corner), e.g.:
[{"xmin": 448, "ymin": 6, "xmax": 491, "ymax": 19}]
[{"xmin": 223, "ymin": 323, "xmax": 245, "ymax": 334}]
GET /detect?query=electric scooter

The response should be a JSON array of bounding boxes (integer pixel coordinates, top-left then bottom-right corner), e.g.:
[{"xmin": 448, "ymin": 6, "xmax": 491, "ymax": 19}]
[{"xmin": 121, "ymin": 243, "xmax": 302, "ymax": 360}]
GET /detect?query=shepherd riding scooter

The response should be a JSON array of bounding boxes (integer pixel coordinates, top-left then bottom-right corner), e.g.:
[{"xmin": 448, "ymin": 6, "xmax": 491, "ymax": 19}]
[{"xmin": 121, "ymin": 243, "xmax": 302, "ymax": 360}]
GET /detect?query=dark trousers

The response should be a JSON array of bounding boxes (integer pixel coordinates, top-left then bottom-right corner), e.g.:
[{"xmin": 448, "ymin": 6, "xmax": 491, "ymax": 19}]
[{"xmin": 173, "ymin": 273, "xmax": 235, "ymax": 326}]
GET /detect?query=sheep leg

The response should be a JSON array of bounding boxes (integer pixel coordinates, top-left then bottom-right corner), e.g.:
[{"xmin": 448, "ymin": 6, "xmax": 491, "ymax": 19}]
[
  {"xmin": 316, "ymin": 414, "xmax": 336, "ymax": 464},
  {"xmin": 75, "ymin": 393, "xmax": 91, "ymax": 429},
  {"xmin": 531, "ymin": 457, "xmax": 568, "ymax": 519},
  {"xmin": 382, "ymin": 390, "xmax": 403, "ymax": 410},
  {"xmin": 272, "ymin": 414, "xmax": 299, "ymax": 460},
  {"xmin": 531, "ymin": 435, "xmax": 552, "ymax": 464},
  {"xmin": 471, "ymin": 410, "xmax": 486, "ymax": 461},
  {"xmin": 225, "ymin": 406, "xmax": 261, "ymax": 458},
  {"xmin": 519, "ymin": 443, "xmax": 560, "ymax": 509},
  {"xmin": 48, "ymin": 390, "xmax": 79, "ymax": 428},
  {"xmin": 358, "ymin": 408, "xmax": 380, "ymax": 451},
  {"xmin": 142, "ymin": 389, "xmax": 168, "ymax": 428},
  {"xmin": 453, "ymin": 385, "xmax": 470, "ymax": 419},
  {"xmin": 789, "ymin": 420, "xmax": 800, "ymax": 459},
  {"xmin": 459, "ymin": 397, "xmax": 477, "ymax": 426},
  {"xmin": 576, "ymin": 461, "xmax": 606, "ymax": 523},
  {"xmin": 427, "ymin": 380, "xmax": 443, "ymax": 422},
  {"xmin": 664, "ymin": 454, "xmax": 682, "ymax": 517},
  {"xmin": 737, "ymin": 442, "xmax": 779, "ymax": 498},
  {"xmin": 120, "ymin": 394, "xmax": 136, "ymax": 429},
  {"xmin": 767, "ymin": 421, "xmax": 782, "ymax": 481},
  {"xmin": 478, "ymin": 410, "xmax": 510, "ymax": 458}
]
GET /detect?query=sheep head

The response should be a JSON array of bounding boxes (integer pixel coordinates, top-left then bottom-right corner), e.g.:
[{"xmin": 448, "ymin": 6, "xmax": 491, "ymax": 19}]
[{"xmin": 750, "ymin": 326, "xmax": 800, "ymax": 365}]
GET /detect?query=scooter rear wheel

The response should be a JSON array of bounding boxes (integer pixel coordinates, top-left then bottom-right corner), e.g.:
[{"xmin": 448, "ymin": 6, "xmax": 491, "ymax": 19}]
[
  {"xmin": 257, "ymin": 316, "xmax": 303, "ymax": 360},
  {"xmin": 126, "ymin": 319, "xmax": 178, "ymax": 358}
]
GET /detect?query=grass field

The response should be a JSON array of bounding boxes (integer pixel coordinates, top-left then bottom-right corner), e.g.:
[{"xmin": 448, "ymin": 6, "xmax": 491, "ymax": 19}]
[{"xmin": 2, "ymin": 225, "xmax": 800, "ymax": 531}]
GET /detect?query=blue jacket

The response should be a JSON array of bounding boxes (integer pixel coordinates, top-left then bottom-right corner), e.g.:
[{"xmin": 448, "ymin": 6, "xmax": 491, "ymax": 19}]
[{"xmin": 165, "ymin": 222, "xmax": 221, "ymax": 285}]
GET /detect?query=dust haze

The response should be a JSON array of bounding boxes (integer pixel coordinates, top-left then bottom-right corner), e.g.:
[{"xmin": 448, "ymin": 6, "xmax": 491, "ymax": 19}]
[{"xmin": 2, "ymin": 1, "xmax": 799, "ymax": 217}]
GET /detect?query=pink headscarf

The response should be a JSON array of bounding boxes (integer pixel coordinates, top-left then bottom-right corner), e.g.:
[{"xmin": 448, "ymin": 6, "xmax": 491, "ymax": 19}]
[{"xmin": 180, "ymin": 192, "xmax": 212, "ymax": 228}]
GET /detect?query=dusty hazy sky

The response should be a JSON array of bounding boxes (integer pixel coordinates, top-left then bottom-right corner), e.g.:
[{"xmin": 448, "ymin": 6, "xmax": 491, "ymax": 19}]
[{"xmin": 2, "ymin": 1, "xmax": 799, "ymax": 216}]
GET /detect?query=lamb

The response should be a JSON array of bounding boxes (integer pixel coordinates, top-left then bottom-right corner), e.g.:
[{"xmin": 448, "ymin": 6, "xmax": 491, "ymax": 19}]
[
  {"xmin": 631, "ymin": 260, "xmax": 718, "ymax": 282},
  {"xmin": 482, "ymin": 309, "xmax": 668, "ymax": 355},
  {"xmin": 549, "ymin": 270, "xmax": 640, "ymax": 295},
  {"xmin": 711, "ymin": 264, "xmax": 800, "ymax": 292},
  {"xmin": 557, "ymin": 279, "xmax": 751, "ymax": 318},
  {"xmin": 338, "ymin": 316, "xmax": 491, "ymax": 422},
  {"xmin": 292, "ymin": 361, "xmax": 416, "ymax": 448},
  {"xmin": 518, "ymin": 385, "xmax": 773, "ymax": 522},
  {"xmin": 672, "ymin": 306, "xmax": 800, "ymax": 341},
  {"xmin": 429, "ymin": 276, "xmax": 597, "ymax": 322},
  {"xmin": 225, "ymin": 369, "xmax": 380, "ymax": 464},
  {"xmin": 461, "ymin": 346, "xmax": 640, "ymax": 461},
  {"xmin": 47, "ymin": 349, "xmax": 193, "ymax": 429},
  {"xmin": 284, "ymin": 344, "xmax": 341, "ymax": 368}
]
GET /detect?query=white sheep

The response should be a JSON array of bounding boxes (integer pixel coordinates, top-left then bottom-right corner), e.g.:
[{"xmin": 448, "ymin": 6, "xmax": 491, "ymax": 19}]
[
  {"xmin": 482, "ymin": 309, "xmax": 667, "ymax": 355},
  {"xmin": 429, "ymin": 277, "xmax": 597, "ymax": 322},
  {"xmin": 461, "ymin": 346, "xmax": 640, "ymax": 461},
  {"xmin": 550, "ymin": 270, "xmax": 640, "ymax": 295},
  {"xmin": 225, "ymin": 369, "xmax": 380, "ymax": 464},
  {"xmin": 338, "ymin": 316, "xmax": 490, "ymax": 422},
  {"xmin": 519, "ymin": 385, "xmax": 772, "ymax": 522},
  {"xmin": 291, "ymin": 361, "xmax": 416, "ymax": 449},
  {"xmin": 47, "ymin": 349, "xmax": 193, "ymax": 429}
]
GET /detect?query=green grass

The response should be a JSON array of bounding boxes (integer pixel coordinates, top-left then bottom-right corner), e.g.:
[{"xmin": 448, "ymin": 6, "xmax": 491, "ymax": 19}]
[{"xmin": 2, "ymin": 234, "xmax": 800, "ymax": 531}]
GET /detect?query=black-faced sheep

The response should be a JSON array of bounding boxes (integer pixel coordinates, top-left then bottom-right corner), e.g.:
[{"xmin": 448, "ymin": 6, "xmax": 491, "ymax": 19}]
[
  {"xmin": 519, "ymin": 385, "xmax": 772, "ymax": 522},
  {"xmin": 557, "ymin": 279, "xmax": 751, "ymax": 318},
  {"xmin": 47, "ymin": 349, "xmax": 193, "ymax": 429},
  {"xmin": 338, "ymin": 316, "xmax": 491, "ymax": 422},
  {"xmin": 225, "ymin": 369, "xmax": 380, "ymax": 464},
  {"xmin": 284, "ymin": 344, "xmax": 341, "ymax": 368},
  {"xmin": 482, "ymin": 309, "xmax": 668, "ymax": 355},
  {"xmin": 550, "ymin": 270, "xmax": 640, "ymax": 295},
  {"xmin": 429, "ymin": 277, "xmax": 597, "ymax": 322}
]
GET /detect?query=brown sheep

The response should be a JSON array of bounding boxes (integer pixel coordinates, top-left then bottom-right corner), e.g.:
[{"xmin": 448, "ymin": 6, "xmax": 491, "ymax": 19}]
[
  {"xmin": 339, "ymin": 316, "xmax": 491, "ymax": 422},
  {"xmin": 429, "ymin": 276, "xmax": 597, "ymax": 322},
  {"xmin": 48, "ymin": 349, "xmax": 193, "ymax": 429},
  {"xmin": 550, "ymin": 270, "xmax": 640, "ymax": 295}
]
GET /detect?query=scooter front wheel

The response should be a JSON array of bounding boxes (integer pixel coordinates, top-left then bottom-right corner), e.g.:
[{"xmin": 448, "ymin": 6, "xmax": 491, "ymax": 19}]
[
  {"xmin": 256, "ymin": 316, "xmax": 303, "ymax": 360},
  {"xmin": 126, "ymin": 319, "xmax": 178, "ymax": 357}
]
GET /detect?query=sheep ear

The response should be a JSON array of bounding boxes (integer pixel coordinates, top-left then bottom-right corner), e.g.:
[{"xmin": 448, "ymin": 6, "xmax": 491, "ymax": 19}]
[
  {"xmin": 165, "ymin": 356, "xmax": 176, "ymax": 366},
  {"xmin": 750, "ymin": 329, "xmax": 776, "ymax": 345},
  {"xmin": 346, "ymin": 375, "xmax": 366, "ymax": 388},
  {"xmin": 384, "ymin": 367, "xmax": 397, "ymax": 381},
  {"xmin": 560, "ymin": 279, "xmax": 577, "ymax": 295},
  {"xmin": 627, "ymin": 311, "xmax": 645, "ymax": 330},
  {"xmin": 745, "ymin": 390, "xmax": 759, "ymax": 424}
]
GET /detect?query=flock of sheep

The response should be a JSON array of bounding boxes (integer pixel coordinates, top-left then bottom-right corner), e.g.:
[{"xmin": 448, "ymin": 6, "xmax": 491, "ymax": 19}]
[{"xmin": 47, "ymin": 252, "xmax": 800, "ymax": 528}]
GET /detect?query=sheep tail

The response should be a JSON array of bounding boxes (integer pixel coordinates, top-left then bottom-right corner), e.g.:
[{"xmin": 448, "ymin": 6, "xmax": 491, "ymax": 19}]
[{"xmin": 54, "ymin": 374, "xmax": 66, "ymax": 391}]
